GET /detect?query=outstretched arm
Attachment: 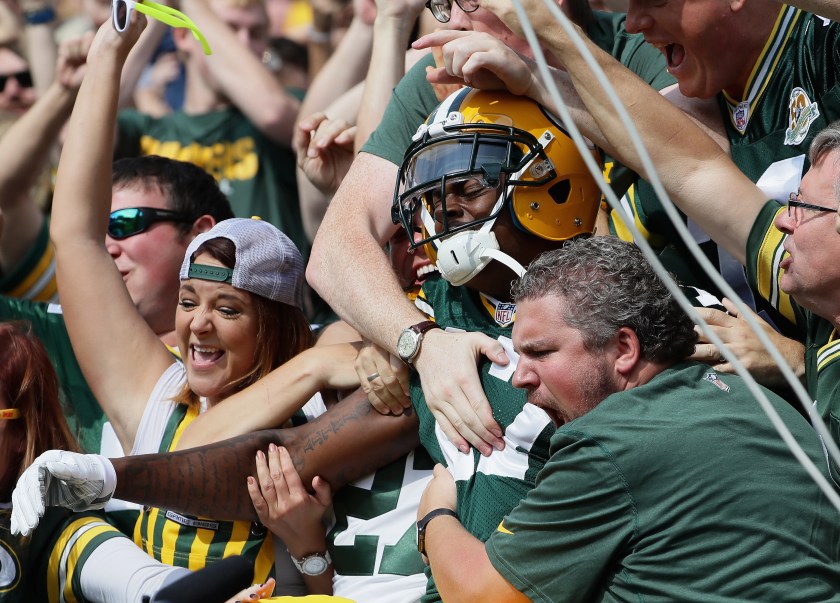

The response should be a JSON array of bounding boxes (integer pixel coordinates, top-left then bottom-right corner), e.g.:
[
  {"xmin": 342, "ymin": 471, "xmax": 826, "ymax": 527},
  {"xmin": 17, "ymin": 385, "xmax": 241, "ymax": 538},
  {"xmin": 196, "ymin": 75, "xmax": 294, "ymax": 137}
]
[
  {"xmin": 113, "ymin": 389, "xmax": 419, "ymax": 520},
  {"xmin": 175, "ymin": 342, "xmax": 361, "ymax": 449},
  {"xmin": 474, "ymin": 0, "xmax": 765, "ymax": 264}
]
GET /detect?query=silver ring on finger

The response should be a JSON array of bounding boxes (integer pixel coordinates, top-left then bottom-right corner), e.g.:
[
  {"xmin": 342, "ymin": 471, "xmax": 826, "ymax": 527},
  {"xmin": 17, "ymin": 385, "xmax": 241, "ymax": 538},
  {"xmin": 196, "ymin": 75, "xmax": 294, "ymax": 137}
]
[{"xmin": 367, "ymin": 372, "xmax": 380, "ymax": 382}]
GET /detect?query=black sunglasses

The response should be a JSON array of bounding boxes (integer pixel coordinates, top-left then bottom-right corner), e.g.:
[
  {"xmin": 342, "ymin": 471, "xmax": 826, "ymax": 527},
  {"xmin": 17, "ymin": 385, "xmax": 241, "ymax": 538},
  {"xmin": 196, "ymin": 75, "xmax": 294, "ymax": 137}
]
[
  {"xmin": 425, "ymin": 0, "xmax": 479, "ymax": 22},
  {"xmin": 108, "ymin": 207, "xmax": 194, "ymax": 239},
  {"xmin": 0, "ymin": 70, "xmax": 33, "ymax": 91}
]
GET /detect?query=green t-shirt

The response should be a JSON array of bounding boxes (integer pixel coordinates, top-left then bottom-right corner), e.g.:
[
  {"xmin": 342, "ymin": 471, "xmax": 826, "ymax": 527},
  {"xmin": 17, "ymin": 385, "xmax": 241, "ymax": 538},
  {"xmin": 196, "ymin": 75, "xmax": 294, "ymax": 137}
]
[
  {"xmin": 746, "ymin": 199, "xmax": 840, "ymax": 444},
  {"xmin": 487, "ymin": 362, "xmax": 840, "ymax": 602},
  {"xmin": 115, "ymin": 107, "xmax": 308, "ymax": 259}
]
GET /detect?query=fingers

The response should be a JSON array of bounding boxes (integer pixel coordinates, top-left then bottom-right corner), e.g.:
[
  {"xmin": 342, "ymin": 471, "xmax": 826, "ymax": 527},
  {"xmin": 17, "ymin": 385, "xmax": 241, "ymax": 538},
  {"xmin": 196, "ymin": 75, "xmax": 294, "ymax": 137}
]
[
  {"xmin": 431, "ymin": 408, "xmax": 473, "ymax": 455},
  {"xmin": 311, "ymin": 476, "xmax": 333, "ymax": 506},
  {"xmin": 429, "ymin": 390, "xmax": 503, "ymax": 457},
  {"xmin": 246, "ymin": 475, "xmax": 269, "ymax": 520},
  {"xmin": 689, "ymin": 342, "xmax": 725, "ymax": 365},
  {"xmin": 356, "ymin": 341, "xmax": 410, "ymax": 415},
  {"xmin": 721, "ymin": 297, "xmax": 742, "ymax": 318},
  {"xmin": 413, "ymin": 29, "xmax": 474, "ymax": 50},
  {"xmin": 275, "ymin": 444, "xmax": 304, "ymax": 494},
  {"xmin": 224, "ymin": 578, "xmax": 275, "ymax": 603},
  {"xmin": 254, "ymin": 449, "xmax": 279, "ymax": 505},
  {"xmin": 309, "ymin": 116, "xmax": 353, "ymax": 156},
  {"xmin": 390, "ymin": 353, "xmax": 411, "ymax": 406}
]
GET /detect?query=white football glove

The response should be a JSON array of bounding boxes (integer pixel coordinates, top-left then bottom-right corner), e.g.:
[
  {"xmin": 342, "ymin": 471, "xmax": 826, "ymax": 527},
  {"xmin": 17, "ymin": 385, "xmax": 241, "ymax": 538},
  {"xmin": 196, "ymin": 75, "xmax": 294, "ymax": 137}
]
[{"xmin": 11, "ymin": 450, "xmax": 117, "ymax": 536}]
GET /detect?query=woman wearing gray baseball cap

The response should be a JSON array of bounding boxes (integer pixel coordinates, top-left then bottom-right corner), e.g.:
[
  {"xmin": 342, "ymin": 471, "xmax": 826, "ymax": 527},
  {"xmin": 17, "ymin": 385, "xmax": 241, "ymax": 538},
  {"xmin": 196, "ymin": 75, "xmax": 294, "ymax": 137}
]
[{"xmin": 39, "ymin": 17, "xmax": 358, "ymax": 596}]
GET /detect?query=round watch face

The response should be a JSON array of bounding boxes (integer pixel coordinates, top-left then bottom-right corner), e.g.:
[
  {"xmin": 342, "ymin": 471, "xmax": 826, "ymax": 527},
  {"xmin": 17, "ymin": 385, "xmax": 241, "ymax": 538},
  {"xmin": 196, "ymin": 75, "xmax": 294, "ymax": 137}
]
[
  {"xmin": 397, "ymin": 329, "xmax": 419, "ymax": 360},
  {"xmin": 301, "ymin": 554, "xmax": 329, "ymax": 576}
]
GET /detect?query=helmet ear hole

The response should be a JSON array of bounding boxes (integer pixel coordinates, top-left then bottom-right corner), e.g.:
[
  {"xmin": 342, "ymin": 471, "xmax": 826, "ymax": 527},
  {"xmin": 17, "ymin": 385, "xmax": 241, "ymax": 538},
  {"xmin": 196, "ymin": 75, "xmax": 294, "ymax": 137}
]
[{"xmin": 548, "ymin": 179, "xmax": 571, "ymax": 204}]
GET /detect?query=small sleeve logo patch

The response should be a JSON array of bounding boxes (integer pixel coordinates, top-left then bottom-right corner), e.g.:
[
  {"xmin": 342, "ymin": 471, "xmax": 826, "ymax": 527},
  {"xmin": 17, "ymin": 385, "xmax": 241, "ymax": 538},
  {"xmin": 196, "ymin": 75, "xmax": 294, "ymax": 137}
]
[{"xmin": 703, "ymin": 372, "xmax": 731, "ymax": 393}]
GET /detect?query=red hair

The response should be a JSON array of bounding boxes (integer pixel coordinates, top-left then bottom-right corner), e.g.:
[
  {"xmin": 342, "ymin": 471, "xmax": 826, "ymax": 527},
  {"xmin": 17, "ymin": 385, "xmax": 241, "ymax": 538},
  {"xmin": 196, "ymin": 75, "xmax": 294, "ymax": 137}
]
[{"xmin": 0, "ymin": 321, "xmax": 79, "ymax": 482}]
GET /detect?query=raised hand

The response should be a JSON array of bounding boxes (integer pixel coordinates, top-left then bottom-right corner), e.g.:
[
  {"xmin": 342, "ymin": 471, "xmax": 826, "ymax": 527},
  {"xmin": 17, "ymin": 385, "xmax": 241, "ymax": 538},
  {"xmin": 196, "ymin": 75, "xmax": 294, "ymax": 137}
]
[
  {"xmin": 294, "ymin": 112, "xmax": 357, "ymax": 196},
  {"xmin": 414, "ymin": 30, "xmax": 543, "ymax": 99},
  {"xmin": 55, "ymin": 32, "xmax": 95, "ymax": 91}
]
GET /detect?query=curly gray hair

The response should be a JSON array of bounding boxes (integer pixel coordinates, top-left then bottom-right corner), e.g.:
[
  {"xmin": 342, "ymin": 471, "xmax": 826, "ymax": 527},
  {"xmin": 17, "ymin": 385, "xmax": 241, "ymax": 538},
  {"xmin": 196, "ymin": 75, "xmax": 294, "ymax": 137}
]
[{"xmin": 511, "ymin": 236, "xmax": 697, "ymax": 363}]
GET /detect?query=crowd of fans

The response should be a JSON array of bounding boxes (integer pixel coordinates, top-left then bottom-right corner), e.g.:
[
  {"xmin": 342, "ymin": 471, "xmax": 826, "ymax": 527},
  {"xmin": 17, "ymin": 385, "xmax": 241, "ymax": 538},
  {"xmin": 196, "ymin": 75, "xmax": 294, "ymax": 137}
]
[{"xmin": 2, "ymin": 0, "xmax": 840, "ymax": 600}]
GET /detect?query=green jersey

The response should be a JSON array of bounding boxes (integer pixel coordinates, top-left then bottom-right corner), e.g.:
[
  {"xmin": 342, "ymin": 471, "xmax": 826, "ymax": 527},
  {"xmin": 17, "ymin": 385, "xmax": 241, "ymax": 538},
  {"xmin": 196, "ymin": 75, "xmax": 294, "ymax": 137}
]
[
  {"xmin": 115, "ymin": 107, "xmax": 308, "ymax": 258},
  {"xmin": 611, "ymin": 8, "xmax": 840, "ymax": 338},
  {"xmin": 1, "ymin": 506, "xmax": 123, "ymax": 603},
  {"xmin": 0, "ymin": 298, "xmax": 103, "ymax": 454},
  {"xmin": 746, "ymin": 199, "xmax": 840, "ymax": 444},
  {"xmin": 133, "ymin": 388, "xmax": 275, "ymax": 582},
  {"xmin": 0, "ymin": 221, "xmax": 58, "ymax": 303},
  {"xmin": 412, "ymin": 275, "xmax": 555, "ymax": 603},
  {"xmin": 328, "ymin": 449, "xmax": 433, "ymax": 601},
  {"xmin": 487, "ymin": 362, "xmax": 840, "ymax": 602}
]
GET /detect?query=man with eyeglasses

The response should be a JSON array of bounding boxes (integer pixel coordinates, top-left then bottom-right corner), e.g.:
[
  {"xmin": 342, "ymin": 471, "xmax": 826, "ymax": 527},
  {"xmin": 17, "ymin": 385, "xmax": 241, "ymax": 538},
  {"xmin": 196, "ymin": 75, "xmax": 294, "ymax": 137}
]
[
  {"xmin": 308, "ymin": 0, "xmax": 675, "ymax": 455},
  {"xmin": 0, "ymin": 156, "xmax": 233, "ymax": 460}
]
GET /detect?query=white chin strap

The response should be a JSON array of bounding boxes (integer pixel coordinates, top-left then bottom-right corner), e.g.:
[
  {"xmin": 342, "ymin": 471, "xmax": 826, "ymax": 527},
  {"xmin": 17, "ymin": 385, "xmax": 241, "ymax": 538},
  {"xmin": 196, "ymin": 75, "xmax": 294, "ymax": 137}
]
[{"xmin": 435, "ymin": 231, "xmax": 527, "ymax": 286}]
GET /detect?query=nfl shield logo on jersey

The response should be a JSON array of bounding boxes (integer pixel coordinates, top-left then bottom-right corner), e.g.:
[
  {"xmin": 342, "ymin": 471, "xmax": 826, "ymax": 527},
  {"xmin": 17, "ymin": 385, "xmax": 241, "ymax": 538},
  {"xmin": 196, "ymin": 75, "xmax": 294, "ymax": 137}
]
[
  {"xmin": 785, "ymin": 87, "xmax": 820, "ymax": 146},
  {"xmin": 703, "ymin": 372, "xmax": 731, "ymax": 393},
  {"xmin": 733, "ymin": 101, "xmax": 750, "ymax": 134},
  {"xmin": 495, "ymin": 303, "xmax": 516, "ymax": 327}
]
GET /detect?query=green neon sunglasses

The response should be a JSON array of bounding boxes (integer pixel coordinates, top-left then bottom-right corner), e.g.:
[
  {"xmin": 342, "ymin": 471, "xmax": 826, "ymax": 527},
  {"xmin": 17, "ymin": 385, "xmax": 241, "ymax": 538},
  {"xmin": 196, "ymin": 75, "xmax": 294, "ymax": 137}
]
[{"xmin": 112, "ymin": 0, "xmax": 212, "ymax": 55}]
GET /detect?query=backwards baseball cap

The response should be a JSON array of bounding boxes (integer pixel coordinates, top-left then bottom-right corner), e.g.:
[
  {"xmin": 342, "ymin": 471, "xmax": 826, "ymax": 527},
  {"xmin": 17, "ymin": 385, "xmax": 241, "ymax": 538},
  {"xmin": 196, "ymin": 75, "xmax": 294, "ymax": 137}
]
[{"xmin": 179, "ymin": 218, "xmax": 304, "ymax": 310}]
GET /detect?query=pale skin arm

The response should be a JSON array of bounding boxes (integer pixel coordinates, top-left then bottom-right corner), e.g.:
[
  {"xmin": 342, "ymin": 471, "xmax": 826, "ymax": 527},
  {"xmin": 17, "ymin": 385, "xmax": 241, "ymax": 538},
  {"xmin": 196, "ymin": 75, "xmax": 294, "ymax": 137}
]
[
  {"xmin": 354, "ymin": 0, "xmax": 428, "ymax": 152},
  {"xmin": 50, "ymin": 18, "xmax": 175, "ymax": 452},
  {"xmin": 297, "ymin": 9, "xmax": 373, "ymax": 127},
  {"xmin": 176, "ymin": 343, "xmax": 361, "ymax": 450},
  {"xmin": 779, "ymin": 0, "xmax": 840, "ymax": 19},
  {"xmin": 177, "ymin": 0, "xmax": 300, "ymax": 146},
  {"xmin": 118, "ymin": 17, "xmax": 168, "ymax": 110},
  {"xmin": 307, "ymin": 152, "xmax": 507, "ymax": 455},
  {"xmin": 19, "ymin": 0, "xmax": 57, "ymax": 94},
  {"xmin": 419, "ymin": 465, "xmax": 529, "ymax": 602},
  {"xmin": 0, "ymin": 35, "xmax": 88, "ymax": 274},
  {"xmin": 295, "ymin": 88, "xmax": 361, "ymax": 240}
]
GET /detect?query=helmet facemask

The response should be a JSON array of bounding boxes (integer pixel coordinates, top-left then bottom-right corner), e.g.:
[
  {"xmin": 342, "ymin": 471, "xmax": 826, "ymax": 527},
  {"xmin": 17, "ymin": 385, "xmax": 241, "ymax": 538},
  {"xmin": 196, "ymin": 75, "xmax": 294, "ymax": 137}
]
[{"xmin": 391, "ymin": 88, "xmax": 601, "ymax": 287}]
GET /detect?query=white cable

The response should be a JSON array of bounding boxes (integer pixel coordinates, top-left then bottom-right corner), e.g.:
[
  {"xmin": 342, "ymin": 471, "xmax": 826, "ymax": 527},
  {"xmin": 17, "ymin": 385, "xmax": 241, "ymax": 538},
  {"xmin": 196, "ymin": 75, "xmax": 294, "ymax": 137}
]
[{"xmin": 509, "ymin": 0, "xmax": 840, "ymax": 512}]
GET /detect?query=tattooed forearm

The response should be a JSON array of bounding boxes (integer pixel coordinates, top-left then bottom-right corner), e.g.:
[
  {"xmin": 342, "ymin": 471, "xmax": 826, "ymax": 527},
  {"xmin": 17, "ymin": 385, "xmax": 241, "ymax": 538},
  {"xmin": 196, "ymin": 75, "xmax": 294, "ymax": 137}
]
[{"xmin": 112, "ymin": 389, "xmax": 419, "ymax": 521}]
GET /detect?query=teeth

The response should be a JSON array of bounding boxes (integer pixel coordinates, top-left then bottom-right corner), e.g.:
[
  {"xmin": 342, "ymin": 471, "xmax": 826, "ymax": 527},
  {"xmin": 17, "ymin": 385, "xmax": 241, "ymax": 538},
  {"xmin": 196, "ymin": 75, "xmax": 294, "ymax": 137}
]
[
  {"xmin": 193, "ymin": 345, "xmax": 220, "ymax": 353},
  {"xmin": 417, "ymin": 264, "xmax": 438, "ymax": 277}
]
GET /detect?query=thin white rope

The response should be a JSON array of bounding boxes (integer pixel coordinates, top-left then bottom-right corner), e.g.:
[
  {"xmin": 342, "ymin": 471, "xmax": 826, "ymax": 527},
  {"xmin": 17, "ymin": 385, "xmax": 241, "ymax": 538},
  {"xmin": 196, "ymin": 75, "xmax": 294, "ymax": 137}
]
[{"xmin": 509, "ymin": 0, "xmax": 840, "ymax": 511}]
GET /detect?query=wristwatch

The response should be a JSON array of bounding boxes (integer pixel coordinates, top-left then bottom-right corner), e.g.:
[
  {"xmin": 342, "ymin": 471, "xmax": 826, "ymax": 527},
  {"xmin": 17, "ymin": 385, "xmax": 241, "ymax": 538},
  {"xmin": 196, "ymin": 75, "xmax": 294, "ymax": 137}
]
[
  {"xmin": 416, "ymin": 508, "xmax": 458, "ymax": 557},
  {"xmin": 290, "ymin": 550, "xmax": 332, "ymax": 576},
  {"xmin": 397, "ymin": 320, "xmax": 441, "ymax": 365}
]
